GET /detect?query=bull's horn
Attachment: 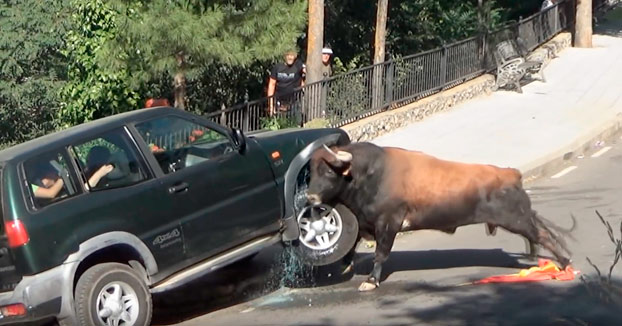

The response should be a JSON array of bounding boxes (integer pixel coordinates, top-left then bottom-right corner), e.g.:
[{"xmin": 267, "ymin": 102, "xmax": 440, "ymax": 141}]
[
  {"xmin": 322, "ymin": 144, "xmax": 338, "ymax": 157},
  {"xmin": 336, "ymin": 151, "xmax": 353, "ymax": 162},
  {"xmin": 322, "ymin": 144, "xmax": 353, "ymax": 162}
]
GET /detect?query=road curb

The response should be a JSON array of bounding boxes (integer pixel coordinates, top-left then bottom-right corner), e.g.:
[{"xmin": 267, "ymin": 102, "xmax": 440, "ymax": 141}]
[{"xmin": 521, "ymin": 112, "xmax": 622, "ymax": 183}]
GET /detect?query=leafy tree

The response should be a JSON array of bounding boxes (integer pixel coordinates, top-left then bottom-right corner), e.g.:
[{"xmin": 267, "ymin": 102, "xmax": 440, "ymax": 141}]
[
  {"xmin": 324, "ymin": 0, "xmax": 527, "ymax": 70},
  {"xmin": 99, "ymin": 0, "xmax": 308, "ymax": 110},
  {"xmin": 387, "ymin": 0, "xmax": 504, "ymax": 55},
  {"xmin": 58, "ymin": 0, "xmax": 144, "ymax": 129},
  {"xmin": 0, "ymin": 0, "xmax": 71, "ymax": 148},
  {"xmin": 325, "ymin": 0, "xmax": 376, "ymax": 67}
]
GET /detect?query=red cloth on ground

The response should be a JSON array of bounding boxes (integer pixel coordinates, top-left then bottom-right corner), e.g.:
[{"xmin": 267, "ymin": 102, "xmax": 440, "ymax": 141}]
[{"xmin": 474, "ymin": 259, "xmax": 579, "ymax": 284}]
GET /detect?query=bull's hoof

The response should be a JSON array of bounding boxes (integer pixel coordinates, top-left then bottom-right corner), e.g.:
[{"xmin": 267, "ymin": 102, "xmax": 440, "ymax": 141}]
[
  {"xmin": 342, "ymin": 261, "xmax": 354, "ymax": 275},
  {"xmin": 559, "ymin": 258, "xmax": 572, "ymax": 269},
  {"xmin": 358, "ymin": 281, "xmax": 378, "ymax": 292},
  {"xmin": 486, "ymin": 224, "xmax": 497, "ymax": 236}
]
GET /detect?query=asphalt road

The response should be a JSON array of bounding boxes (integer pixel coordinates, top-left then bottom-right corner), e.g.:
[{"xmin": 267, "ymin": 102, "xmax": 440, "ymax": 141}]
[{"xmin": 153, "ymin": 134, "xmax": 622, "ymax": 326}]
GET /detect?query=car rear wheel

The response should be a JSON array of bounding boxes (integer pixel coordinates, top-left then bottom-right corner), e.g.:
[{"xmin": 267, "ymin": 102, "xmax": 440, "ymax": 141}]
[{"xmin": 73, "ymin": 263, "xmax": 152, "ymax": 326}]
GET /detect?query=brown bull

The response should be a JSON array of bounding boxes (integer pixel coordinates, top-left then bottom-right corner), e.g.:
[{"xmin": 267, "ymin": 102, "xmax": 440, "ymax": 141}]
[{"xmin": 306, "ymin": 142, "xmax": 574, "ymax": 291}]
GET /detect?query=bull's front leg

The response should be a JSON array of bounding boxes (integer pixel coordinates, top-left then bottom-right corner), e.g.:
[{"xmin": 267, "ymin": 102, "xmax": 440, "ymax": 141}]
[{"xmin": 359, "ymin": 218, "xmax": 401, "ymax": 292}]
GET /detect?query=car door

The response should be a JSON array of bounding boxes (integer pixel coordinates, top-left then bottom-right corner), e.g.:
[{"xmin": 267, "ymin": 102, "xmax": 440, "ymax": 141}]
[
  {"xmin": 132, "ymin": 113, "xmax": 281, "ymax": 262},
  {"xmin": 67, "ymin": 127, "xmax": 187, "ymax": 269}
]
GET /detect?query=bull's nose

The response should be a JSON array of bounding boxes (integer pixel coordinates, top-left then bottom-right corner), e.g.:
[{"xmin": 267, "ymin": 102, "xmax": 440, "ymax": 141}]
[{"xmin": 306, "ymin": 193, "xmax": 322, "ymax": 205}]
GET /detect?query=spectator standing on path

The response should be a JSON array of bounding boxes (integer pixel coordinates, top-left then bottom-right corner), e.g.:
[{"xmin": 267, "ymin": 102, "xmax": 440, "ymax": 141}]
[
  {"xmin": 267, "ymin": 49, "xmax": 305, "ymax": 120},
  {"xmin": 541, "ymin": 0, "xmax": 554, "ymax": 11},
  {"xmin": 321, "ymin": 47, "xmax": 333, "ymax": 79},
  {"xmin": 319, "ymin": 46, "xmax": 334, "ymax": 119}
]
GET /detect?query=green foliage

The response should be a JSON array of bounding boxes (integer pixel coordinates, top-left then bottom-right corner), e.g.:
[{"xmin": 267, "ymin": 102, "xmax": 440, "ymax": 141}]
[
  {"xmin": 57, "ymin": 0, "xmax": 143, "ymax": 129},
  {"xmin": 331, "ymin": 56, "xmax": 365, "ymax": 75},
  {"xmin": 387, "ymin": 0, "xmax": 504, "ymax": 56},
  {"xmin": 99, "ymin": 0, "xmax": 307, "ymax": 110},
  {"xmin": 324, "ymin": 0, "xmax": 376, "ymax": 68},
  {"xmin": 325, "ymin": 69, "xmax": 370, "ymax": 123},
  {"xmin": 0, "ymin": 0, "xmax": 71, "ymax": 148},
  {"xmin": 72, "ymin": 137, "xmax": 121, "ymax": 165},
  {"xmin": 325, "ymin": 0, "xmax": 514, "ymax": 70},
  {"xmin": 182, "ymin": 60, "xmax": 272, "ymax": 114},
  {"xmin": 260, "ymin": 116, "xmax": 299, "ymax": 131},
  {"xmin": 304, "ymin": 118, "xmax": 330, "ymax": 129}
]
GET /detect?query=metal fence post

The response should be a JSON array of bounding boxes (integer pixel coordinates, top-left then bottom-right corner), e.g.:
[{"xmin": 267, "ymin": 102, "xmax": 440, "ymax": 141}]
[
  {"xmin": 242, "ymin": 92, "xmax": 250, "ymax": 132},
  {"xmin": 440, "ymin": 45, "xmax": 447, "ymax": 89},
  {"xmin": 480, "ymin": 32, "xmax": 488, "ymax": 71},
  {"xmin": 385, "ymin": 61, "xmax": 394, "ymax": 109},
  {"xmin": 242, "ymin": 103, "xmax": 250, "ymax": 132},
  {"xmin": 219, "ymin": 103, "xmax": 226, "ymax": 126}
]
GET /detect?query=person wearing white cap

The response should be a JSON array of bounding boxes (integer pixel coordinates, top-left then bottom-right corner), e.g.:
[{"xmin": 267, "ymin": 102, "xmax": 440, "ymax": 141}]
[{"xmin": 321, "ymin": 47, "xmax": 333, "ymax": 79}]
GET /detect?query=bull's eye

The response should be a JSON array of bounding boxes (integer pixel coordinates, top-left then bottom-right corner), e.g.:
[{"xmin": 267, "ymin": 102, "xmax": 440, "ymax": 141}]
[{"xmin": 326, "ymin": 168, "xmax": 336, "ymax": 176}]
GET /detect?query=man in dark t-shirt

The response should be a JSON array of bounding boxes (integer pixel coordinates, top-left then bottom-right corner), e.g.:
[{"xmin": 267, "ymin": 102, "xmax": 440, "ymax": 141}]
[{"xmin": 267, "ymin": 50, "xmax": 305, "ymax": 116}]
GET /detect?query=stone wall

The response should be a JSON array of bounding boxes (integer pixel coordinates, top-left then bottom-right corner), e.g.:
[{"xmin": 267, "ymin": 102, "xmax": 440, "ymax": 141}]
[{"xmin": 340, "ymin": 32, "xmax": 572, "ymax": 142}]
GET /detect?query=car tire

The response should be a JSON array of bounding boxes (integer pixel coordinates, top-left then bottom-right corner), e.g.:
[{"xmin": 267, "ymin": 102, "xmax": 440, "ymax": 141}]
[
  {"xmin": 291, "ymin": 203, "xmax": 359, "ymax": 266},
  {"xmin": 73, "ymin": 263, "xmax": 152, "ymax": 326}
]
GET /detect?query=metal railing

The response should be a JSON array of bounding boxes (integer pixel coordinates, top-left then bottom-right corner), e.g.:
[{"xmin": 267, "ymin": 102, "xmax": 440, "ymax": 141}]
[{"xmin": 209, "ymin": 0, "xmax": 575, "ymax": 132}]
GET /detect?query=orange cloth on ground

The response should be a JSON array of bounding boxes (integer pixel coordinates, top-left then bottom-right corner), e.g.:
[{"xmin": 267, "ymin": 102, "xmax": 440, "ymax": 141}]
[{"xmin": 474, "ymin": 259, "xmax": 579, "ymax": 284}]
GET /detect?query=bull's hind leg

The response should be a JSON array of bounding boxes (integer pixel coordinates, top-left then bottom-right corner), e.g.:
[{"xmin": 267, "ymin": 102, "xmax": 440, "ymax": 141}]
[
  {"xmin": 488, "ymin": 186, "xmax": 570, "ymax": 268},
  {"xmin": 359, "ymin": 216, "xmax": 402, "ymax": 292},
  {"xmin": 524, "ymin": 237, "xmax": 540, "ymax": 260},
  {"xmin": 531, "ymin": 217, "xmax": 571, "ymax": 268}
]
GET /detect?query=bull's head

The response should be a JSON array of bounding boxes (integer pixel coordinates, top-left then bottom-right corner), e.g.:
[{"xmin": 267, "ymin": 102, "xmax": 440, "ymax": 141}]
[{"xmin": 306, "ymin": 144, "xmax": 353, "ymax": 205}]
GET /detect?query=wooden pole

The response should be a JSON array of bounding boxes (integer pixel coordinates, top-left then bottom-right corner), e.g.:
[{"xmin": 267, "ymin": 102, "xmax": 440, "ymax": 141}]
[
  {"xmin": 306, "ymin": 0, "xmax": 324, "ymax": 84},
  {"xmin": 574, "ymin": 0, "xmax": 593, "ymax": 48}
]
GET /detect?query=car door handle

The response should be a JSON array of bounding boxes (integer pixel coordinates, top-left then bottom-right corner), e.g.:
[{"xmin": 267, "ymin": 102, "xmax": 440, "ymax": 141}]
[{"xmin": 168, "ymin": 182, "xmax": 189, "ymax": 194}]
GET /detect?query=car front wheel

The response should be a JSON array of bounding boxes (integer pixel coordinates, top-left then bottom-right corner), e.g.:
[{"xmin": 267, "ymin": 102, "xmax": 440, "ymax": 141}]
[
  {"xmin": 292, "ymin": 203, "xmax": 359, "ymax": 266},
  {"xmin": 73, "ymin": 263, "xmax": 152, "ymax": 326}
]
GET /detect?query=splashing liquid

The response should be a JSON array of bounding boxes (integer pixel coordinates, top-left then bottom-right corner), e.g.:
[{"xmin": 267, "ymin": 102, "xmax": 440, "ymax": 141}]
[{"xmin": 277, "ymin": 246, "xmax": 317, "ymax": 289}]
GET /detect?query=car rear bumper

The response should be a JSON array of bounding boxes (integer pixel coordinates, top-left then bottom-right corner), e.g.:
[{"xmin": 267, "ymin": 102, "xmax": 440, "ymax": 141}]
[{"xmin": 0, "ymin": 262, "xmax": 75, "ymax": 325}]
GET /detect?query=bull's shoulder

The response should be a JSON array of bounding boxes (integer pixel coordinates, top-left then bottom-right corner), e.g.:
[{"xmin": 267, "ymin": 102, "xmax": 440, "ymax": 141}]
[
  {"xmin": 489, "ymin": 166, "xmax": 523, "ymax": 187},
  {"xmin": 499, "ymin": 166, "xmax": 522, "ymax": 180}
]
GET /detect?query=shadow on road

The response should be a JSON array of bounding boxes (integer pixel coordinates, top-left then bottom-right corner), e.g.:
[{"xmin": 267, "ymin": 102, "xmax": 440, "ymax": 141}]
[
  {"xmin": 379, "ymin": 278, "xmax": 622, "ymax": 326},
  {"xmin": 150, "ymin": 245, "xmax": 354, "ymax": 325},
  {"xmin": 150, "ymin": 247, "xmax": 283, "ymax": 325},
  {"xmin": 150, "ymin": 247, "xmax": 535, "ymax": 324},
  {"xmin": 351, "ymin": 248, "xmax": 534, "ymax": 283}
]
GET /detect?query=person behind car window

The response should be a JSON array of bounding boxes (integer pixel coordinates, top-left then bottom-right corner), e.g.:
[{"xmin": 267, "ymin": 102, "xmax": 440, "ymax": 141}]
[
  {"xmin": 30, "ymin": 163, "xmax": 65, "ymax": 199},
  {"xmin": 84, "ymin": 146, "xmax": 114, "ymax": 189}
]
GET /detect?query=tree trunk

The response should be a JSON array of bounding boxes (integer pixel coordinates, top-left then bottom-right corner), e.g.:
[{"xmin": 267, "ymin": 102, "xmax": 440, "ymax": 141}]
[
  {"xmin": 372, "ymin": 0, "xmax": 388, "ymax": 110},
  {"xmin": 306, "ymin": 0, "xmax": 324, "ymax": 84},
  {"xmin": 477, "ymin": 0, "xmax": 484, "ymax": 32},
  {"xmin": 305, "ymin": 0, "xmax": 324, "ymax": 122},
  {"xmin": 174, "ymin": 52, "xmax": 186, "ymax": 110},
  {"xmin": 373, "ymin": 0, "xmax": 388, "ymax": 65},
  {"xmin": 575, "ymin": 0, "xmax": 592, "ymax": 48}
]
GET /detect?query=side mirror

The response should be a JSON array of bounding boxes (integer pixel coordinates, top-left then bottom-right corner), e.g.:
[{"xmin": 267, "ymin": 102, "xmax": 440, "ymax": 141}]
[{"xmin": 231, "ymin": 128, "xmax": 246, "ymax": 152}]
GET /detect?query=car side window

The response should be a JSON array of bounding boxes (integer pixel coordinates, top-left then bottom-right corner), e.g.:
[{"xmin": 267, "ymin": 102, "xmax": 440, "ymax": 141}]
[
  {"xmin": 135, "ymin": 116, "xmax": 233, "ymax": 174},
  {"xmin": 23, "ymin": 150, "xmax": 79, "ymax": 209},
  {"xmin": 70, "ymin": 128, "xmax": 149, "ymax": 191}
]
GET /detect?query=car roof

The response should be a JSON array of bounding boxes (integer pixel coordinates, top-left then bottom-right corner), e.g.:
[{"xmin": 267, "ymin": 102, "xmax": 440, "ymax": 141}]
[{"xmin": 0, "ymin": 107, "xmax": 181, "ymax": 162}]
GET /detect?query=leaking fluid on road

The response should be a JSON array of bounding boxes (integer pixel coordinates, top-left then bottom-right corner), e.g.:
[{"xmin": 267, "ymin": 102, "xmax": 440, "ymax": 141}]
[{"xmin": 277, "ymin": 246, "xmax": 317, "ymax": 288}]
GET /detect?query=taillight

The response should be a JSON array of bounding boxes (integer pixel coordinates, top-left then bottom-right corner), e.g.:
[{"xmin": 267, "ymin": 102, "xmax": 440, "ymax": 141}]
[
  {"xmin": 4, "ymin": 220, "xmax": 29, "ymax": 248},
  {"xmin": 0, "ymin": 303, "xmax": 26, "ymax": 317}
]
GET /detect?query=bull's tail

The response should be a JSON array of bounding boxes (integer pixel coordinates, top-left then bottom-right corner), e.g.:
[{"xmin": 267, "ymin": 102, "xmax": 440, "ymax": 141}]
[{"xmin": 531, "ymin": 211, "xmax": 577, "ymax": 255}]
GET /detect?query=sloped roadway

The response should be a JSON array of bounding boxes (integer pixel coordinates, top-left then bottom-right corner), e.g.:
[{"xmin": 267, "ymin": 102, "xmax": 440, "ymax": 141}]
[{"xmin": 149, "ymin": 136, "xmax": 622, "ymax": 326}]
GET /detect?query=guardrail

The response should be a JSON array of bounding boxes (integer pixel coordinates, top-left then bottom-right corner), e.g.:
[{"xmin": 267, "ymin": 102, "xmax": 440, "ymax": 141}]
[{"xmin": 208, "ymin": 0, "xmax": 575, "ymax": 132}]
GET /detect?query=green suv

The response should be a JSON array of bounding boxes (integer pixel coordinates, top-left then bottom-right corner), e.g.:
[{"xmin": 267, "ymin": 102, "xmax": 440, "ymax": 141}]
[{"xmin": 0, "ymin": 107, "xmax": 359, "ymax": 326}]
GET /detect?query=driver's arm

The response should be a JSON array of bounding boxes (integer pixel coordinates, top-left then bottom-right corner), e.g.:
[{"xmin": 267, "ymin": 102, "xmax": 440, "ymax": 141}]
[
  {"xmin": 33, "ymin": 179, "xmax": 64, "ymax": 199},
  {"xmin": 85, "ymin": 164, "xmax": 114, "ymax": 189}
]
